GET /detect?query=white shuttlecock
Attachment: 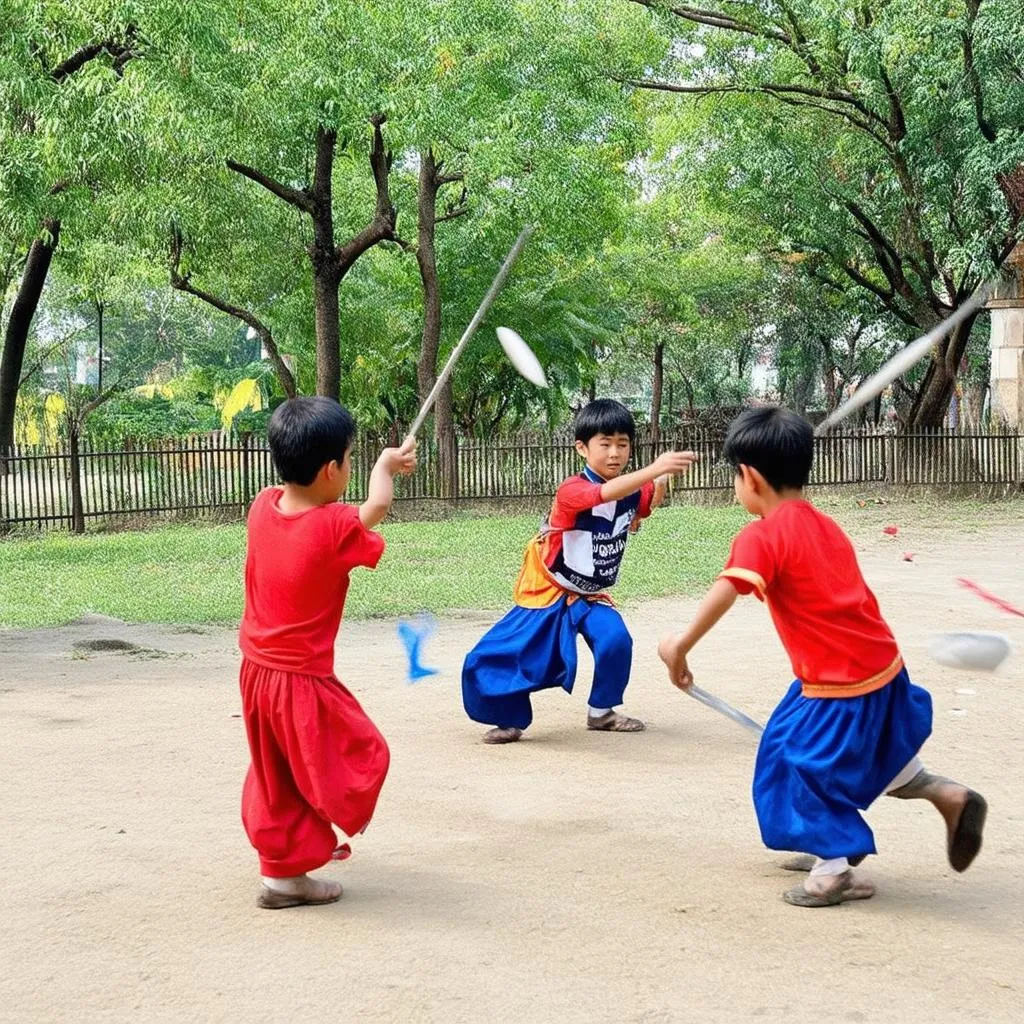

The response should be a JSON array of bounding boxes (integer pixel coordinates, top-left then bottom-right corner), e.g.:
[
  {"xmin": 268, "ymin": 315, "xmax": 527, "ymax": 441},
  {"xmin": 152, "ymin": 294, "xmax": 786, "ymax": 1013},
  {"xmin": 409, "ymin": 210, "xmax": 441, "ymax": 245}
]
[
  {"xmin": 928, "ymin": 632, "xmax": 1011, "ymax": 672},
  {"xmin": 496, "ymin": 327, "xmax": 548, "ymax": 388}
]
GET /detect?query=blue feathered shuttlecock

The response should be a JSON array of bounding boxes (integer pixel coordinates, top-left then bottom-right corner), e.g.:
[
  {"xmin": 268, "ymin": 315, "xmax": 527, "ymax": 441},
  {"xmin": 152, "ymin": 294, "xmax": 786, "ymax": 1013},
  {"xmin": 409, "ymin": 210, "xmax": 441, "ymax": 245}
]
[{"xmin": 397, "ymin": 613, "xmax": 440, "ymax": 682}]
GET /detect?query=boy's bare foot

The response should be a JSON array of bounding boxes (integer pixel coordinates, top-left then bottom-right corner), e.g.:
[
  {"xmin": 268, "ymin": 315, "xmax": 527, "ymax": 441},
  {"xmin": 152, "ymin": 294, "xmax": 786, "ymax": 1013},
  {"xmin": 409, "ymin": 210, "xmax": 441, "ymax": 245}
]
[
  {"xmin": 483, "ymin": 726, "xmax": 523, "ymax": 744},
  {"xmin": 586, "ymin": 711, "xmax": 645, "ymax": 732},
  {"xmin": 258, "ymin": 874, "xmax": 343, "ymax": 910},
  {"xmin": 783, "ymin": 870, "xmax": 875, "ymax": 908},
  {"xmin": 889, "ymin": 770, "xmax": 988, "ymax": 872}
]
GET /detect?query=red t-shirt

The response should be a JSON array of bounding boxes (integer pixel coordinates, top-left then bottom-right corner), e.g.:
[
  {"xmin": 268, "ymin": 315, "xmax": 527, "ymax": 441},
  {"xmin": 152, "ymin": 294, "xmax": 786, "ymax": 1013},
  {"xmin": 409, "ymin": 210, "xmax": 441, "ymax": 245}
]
[
  {"xmin": 239, "ymin": 488, "xmax": 385, "ymax": 676},
  {"xmin": 720, "ymin": 500, "xmax": 902, "ymax": 695}
]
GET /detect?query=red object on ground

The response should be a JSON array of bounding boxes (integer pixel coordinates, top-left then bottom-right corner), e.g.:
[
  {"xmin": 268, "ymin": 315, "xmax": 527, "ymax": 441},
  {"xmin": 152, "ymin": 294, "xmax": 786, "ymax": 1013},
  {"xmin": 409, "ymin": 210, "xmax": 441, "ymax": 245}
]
[
  {"xmin": 883, "ymin": 526, "xmax": 899, "ymax": 536},
  {"xmin": 902, "ymin": 553, "xmax": 914, "ymax": 562},
  {"xmin": 957, "ymin": 577, "xmax": 1024, "ymax": 619}
]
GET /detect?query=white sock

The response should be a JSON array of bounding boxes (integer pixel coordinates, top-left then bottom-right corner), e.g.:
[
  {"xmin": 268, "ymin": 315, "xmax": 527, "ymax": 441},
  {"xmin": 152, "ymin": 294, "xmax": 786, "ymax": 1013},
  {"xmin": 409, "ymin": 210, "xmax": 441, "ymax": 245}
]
[
  {"xmin": 261, "ymin": 875, "xmax": 306, "ymax": 893},
  {"xmin": 588, "ymin": 706, "xmax": 614, "ymax": 718},
  {"xmin": 886, "ymin": 755, "xmax": 925, "ymax": 794},
  {"xmin": 810, "ymin": 857, "xmax": 850, "ymax": 877}
]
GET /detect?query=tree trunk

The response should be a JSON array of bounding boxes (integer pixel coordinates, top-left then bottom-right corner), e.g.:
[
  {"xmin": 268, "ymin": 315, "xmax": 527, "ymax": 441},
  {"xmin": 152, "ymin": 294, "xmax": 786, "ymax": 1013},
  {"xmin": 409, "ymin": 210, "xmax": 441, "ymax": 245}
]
[
  {"xmin": 908, "ymin": 315, "xmax": 979, "ymax": 429},
  {"xmin": 68, "ymin": 424, "xmax": 85, "ymax": 534},
  {"xmin": 651, "ymin": 341, "xmax": 664, "ymax": 445},
  {"xmin": 226, "ymin": 117, "xmax": 398, "ymax": 402},
  {"xmin": 0, "ymin": 219, "xmax": 60, "ymax": 472},
  {"xmin": 414, "ymin": 149, "xmax": 459, "ymax": 499},
  {"xmin": 416, "ymin": 152, "xmax": 443, "ymax": 403},
  {"xmin": 313, "ymin": 261, "xmax": 342, "ymax": 400}
]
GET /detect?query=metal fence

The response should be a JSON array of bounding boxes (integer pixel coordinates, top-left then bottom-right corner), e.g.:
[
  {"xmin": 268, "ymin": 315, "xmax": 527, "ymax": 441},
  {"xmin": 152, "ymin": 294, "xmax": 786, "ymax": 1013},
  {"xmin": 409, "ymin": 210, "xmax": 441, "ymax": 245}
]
[{"xmin": 1, "ymin": 428, "xmax": 1021, "ymax": 532}]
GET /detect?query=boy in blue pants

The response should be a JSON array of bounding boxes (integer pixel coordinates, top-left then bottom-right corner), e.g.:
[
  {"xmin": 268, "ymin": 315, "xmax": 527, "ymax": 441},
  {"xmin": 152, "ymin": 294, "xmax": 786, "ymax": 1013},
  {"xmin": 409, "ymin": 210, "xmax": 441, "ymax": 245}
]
[
  {"xmin": 463, "ymin": 399, "xmax": 696, "ymax": 743},
  {"xmin": 659, "ymin": 407, "xmax": 988, "ymax": 907}
]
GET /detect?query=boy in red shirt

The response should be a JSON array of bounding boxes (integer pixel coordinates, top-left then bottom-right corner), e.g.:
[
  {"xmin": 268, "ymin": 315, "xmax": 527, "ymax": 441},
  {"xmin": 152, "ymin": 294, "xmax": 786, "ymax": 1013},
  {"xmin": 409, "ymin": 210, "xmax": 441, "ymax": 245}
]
[
  {"xmin": 239, "ymin": 397, "xmax": 415, "ymax": 909},
  {"xmin": 658, "ymin": 407, "xmax": 987, "ymax": 907}
]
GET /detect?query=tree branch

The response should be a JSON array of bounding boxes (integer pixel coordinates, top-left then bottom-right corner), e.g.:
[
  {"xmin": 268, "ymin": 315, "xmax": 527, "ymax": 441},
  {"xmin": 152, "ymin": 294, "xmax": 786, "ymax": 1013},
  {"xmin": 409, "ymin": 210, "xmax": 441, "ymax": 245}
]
[
  {"xmin": 624, "ymin": 1, "xmax": 792, "ymax": 43},
  {"xmin": 961, "ymin": 22, "xmax": 997, "ymax": 142},
  {"xmin": 225, "ymin": 159, "xmax": 314, "ymax": 213},
  {"xmin": 77, "ymin": 385, "xmax": 122, "ymax": 428},
  {"xmin": 435, "ymin": 206, "xmax": 469, "ymax": 225},
  {"xmin": 335, "ymin": 115, "xmax": 399, "ymax": 273},
  {"xmin": 878, "ymin": 65, "xmax": 907, "ymax": 142},
  {"xmin": 312, "ymin": 126, "xmax": 336, "ymax": 202},
  {"xmin": 50, "ymin": 26, "xmax": 139, "ymax": 82},
  {"xmin": 621, "ymin": 78, "xmax": 890, "ymax": 145},
  {"xmin": 168, "ymin": 225, "xmax": 297, "ymax": 398}
]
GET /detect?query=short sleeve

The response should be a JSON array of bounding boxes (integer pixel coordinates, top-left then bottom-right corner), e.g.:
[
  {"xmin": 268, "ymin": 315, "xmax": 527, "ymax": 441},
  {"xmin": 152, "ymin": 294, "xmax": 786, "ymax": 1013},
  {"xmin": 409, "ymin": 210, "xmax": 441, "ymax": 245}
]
[
  {"xmin": 551, "ymin": 475, "xmax": 604, "ymax": 518},
  {"xmin": 637, "ymin": 481, "xmax": 656, "ymax": 521},
  {"xmin": 334, "ymin": 504, "xmax": 386, "ymax": 572},
  {"xmin": 719, "ymin": 521, "xmax": 776, "ymax": 600}
]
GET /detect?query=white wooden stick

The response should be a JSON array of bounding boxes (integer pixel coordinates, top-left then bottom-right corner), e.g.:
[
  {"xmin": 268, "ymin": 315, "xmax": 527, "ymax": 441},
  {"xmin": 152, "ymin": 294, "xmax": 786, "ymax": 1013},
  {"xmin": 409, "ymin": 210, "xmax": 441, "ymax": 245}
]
[
  {"xmin": 406, "ymin": 225, "xmax": 535, "ymax": 442},
  {"xmin": 815, "ymin": 283, "xmax": 994, "ymax": 435}
]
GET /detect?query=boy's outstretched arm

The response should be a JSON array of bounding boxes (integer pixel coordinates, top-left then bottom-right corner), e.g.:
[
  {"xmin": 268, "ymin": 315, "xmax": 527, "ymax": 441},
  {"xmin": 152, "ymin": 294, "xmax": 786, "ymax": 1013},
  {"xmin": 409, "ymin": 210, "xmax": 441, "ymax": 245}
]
[
  {"xmin": 599, "ymin": 451, "xmax": 697, "ymax": 503},
  {"xmin": 658, "ymin": 579, "xmax": 738, "ymax": 689},
  {"xmin": 360, "ymin": 438, "xmax": 417, "ymax": 529}
]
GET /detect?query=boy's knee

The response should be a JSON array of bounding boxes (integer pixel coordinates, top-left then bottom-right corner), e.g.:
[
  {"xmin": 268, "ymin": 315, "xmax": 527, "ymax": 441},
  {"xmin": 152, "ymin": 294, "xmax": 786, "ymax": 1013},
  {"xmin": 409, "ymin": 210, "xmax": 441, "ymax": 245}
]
[{"xmin": 604, "ymin": 628, "xmax": 633, "ymax": 659}]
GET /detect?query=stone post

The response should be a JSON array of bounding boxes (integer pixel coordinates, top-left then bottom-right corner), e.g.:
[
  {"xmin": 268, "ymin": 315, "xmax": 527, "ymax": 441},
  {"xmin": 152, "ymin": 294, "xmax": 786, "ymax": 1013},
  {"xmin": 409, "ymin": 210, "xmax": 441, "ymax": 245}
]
[{"xmin": 988, "ymin": 244, "xmax": 1024, "ymax": 430}]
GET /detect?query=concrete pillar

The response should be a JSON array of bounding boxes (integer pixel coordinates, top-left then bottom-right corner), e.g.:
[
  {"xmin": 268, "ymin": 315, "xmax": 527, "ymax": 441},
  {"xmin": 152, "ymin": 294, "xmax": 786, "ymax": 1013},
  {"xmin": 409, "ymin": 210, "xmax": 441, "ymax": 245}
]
[{"xmin": 988, "ymin": 245, "xmax": 1024, "ymax": 429}]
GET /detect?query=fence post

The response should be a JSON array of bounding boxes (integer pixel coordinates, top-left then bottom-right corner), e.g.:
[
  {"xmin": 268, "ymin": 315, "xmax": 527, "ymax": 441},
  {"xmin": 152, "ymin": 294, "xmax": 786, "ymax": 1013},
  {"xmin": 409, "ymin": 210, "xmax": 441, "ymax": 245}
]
[
  {"xmin": 240, "ymin": 431, "xmax": 252, "ymax": 509},
  {"xmin": 68, "ymin": 428, "xmax": 85, "ymax": 534}
]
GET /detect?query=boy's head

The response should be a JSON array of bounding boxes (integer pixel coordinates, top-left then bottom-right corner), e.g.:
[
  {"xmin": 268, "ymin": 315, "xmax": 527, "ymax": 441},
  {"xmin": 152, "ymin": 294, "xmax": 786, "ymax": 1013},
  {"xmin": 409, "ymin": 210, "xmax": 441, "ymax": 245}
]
[
  {"xmin": 573, "ymin": 398, "xmax": 636, "ymax": 480},
  {"xmin": 722, "ymin": 406, "xmax": 813, "ymax": 514},
  {"xmin": 268, "ymin": 396, "xmax": 356, "ymax": 500}
]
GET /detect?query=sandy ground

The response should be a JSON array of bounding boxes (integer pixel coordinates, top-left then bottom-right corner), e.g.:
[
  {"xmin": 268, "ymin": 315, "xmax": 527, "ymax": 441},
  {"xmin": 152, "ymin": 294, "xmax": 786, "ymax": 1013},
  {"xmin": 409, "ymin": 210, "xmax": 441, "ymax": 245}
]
[{"xmin": 2, "ymin": 522, "xmax": 1023, "ymax": 1024}]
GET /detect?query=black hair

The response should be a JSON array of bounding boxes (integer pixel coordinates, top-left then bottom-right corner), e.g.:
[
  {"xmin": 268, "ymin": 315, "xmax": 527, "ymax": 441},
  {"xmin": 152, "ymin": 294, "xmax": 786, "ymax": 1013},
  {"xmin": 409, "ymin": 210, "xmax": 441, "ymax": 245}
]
[
  {"xmin": 267, "ymin": 396, "xmax": 356, "ymax": 486},
  {"xmin": 574, "ymin": 399, "xmax": 636, "ymax": 446},
  {"xmin": 722, "ymin": 406, "xmax": 814, "ymax": 491}
]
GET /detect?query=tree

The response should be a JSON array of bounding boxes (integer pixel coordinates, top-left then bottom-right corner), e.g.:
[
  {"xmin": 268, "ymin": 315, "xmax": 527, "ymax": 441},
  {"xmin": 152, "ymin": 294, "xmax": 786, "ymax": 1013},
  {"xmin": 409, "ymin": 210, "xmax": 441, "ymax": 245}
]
[
  {"xmin": 621, "ymin": 0, "xmax": 1024, "ymax": 426},
  {"xmin": 601, "ymin": 180, "xmax": 766, "ymax": 435},
  {"xmin": 0, "ymin": 1, "xmax": 238, "ymax": 463},
  {"xmin": 0, "ymin": 7, "xmax": 139, "ymax": 462}
]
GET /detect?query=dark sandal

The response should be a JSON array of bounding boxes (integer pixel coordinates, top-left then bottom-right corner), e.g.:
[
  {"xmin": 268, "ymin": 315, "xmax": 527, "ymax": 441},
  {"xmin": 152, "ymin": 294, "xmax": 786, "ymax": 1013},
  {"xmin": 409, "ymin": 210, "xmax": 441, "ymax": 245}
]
[
  {"xmin": 948, "ymin": 790, "xmax": 987, "ymax": 872},
  {"xmin": 587, "ymin": 711, "xmax": 645, "ymax": 732}
]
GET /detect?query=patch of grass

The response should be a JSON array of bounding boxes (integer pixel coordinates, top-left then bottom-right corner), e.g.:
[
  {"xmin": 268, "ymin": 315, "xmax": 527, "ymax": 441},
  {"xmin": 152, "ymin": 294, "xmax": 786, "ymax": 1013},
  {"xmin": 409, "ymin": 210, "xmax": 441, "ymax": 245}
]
[
  {"xmin": 1, "ymin": 496, "xmax": 1019, "ymax": 629},
  {"xmin": 0, "ymin": 506, "xmax": 746, "ymax": 628}
]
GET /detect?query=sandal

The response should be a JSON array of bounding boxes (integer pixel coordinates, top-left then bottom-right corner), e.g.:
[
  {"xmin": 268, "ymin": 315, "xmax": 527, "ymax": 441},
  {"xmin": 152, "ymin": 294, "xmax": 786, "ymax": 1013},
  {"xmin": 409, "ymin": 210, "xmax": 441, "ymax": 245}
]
[
  {"xmin": 258, "ymin": 877, "xmax": 343, "ymax": 910},
  {"xmin": 783, "ymin": 871, "xmax": 874, "ymax": 908},
  {"xmin": 483, "ymin": 726, "xmax": 523, "ymax": 744},
  {"xmin": 587, "ymin": 711, "xmax": 645, "ymax": 733},
  {"xmin": 948, "ymin": 790, "xmax": 987, "ymax": 872}
]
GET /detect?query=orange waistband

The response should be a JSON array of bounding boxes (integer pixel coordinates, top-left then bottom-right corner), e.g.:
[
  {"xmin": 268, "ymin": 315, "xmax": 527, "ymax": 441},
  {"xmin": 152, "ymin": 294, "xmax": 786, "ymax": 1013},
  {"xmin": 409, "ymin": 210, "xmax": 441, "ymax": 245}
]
[
  {"xmin": 512, "ymin": 537, "xmax": 613, "ymax": 609},
  {"xmin": 800, "ymin": 655, "xmax": 904, "ymax": 699}
]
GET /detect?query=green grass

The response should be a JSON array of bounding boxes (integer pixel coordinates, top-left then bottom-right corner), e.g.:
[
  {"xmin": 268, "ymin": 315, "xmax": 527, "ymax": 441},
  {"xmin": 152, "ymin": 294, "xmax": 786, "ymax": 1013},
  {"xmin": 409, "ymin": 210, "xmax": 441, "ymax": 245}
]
[
  {"xmin": 2, "ymin": 495, "xmax": 1020, "ymax": 629},
  {"xmin": 0, "ymin": 506, "xmax": 747, "ymax": 628}
]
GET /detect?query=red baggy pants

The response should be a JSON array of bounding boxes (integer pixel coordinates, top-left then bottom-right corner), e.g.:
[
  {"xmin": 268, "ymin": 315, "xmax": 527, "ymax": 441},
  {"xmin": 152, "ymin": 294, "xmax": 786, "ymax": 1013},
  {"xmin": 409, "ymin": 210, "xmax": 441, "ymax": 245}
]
[{"xmin": 239, "ymin": 658, "xmax": 390, "ymax": 877}]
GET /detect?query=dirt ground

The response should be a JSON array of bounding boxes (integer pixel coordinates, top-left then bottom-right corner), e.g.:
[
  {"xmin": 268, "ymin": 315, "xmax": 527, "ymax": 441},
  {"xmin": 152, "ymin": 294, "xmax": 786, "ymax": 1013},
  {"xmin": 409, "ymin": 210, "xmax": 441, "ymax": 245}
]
[{"xmin": 2, "ymin": 521, "xmax": 1022, "ymax": 1024}]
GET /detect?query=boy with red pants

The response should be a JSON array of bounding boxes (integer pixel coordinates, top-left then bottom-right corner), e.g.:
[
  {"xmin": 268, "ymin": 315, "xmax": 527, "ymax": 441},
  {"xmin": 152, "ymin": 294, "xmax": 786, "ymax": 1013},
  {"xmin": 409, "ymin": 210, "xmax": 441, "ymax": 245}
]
[{"xmin": 239, "ymin": 397, "xmax": 415, "ymax": 909}]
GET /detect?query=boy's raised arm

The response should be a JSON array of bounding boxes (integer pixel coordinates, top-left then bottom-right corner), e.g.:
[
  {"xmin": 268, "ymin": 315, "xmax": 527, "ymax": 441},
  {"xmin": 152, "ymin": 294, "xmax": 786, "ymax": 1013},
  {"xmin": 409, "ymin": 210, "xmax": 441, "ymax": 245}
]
[
  {"xmin": 359, "ymin": 438, "xmax": 417, "ymax": 529},
  {"xmin": 599, "ymin": 450, "xmax": 697, "ymax": 504}
]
